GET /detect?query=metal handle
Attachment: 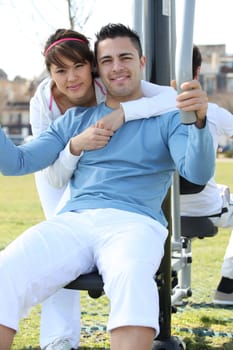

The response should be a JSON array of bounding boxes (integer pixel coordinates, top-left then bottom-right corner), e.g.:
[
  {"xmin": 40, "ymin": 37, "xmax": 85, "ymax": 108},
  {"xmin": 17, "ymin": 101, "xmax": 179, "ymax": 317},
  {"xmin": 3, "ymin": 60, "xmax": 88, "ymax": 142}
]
[{"xmin": 175, "ymin": 0, "xmax": 196, "ymax": 124}]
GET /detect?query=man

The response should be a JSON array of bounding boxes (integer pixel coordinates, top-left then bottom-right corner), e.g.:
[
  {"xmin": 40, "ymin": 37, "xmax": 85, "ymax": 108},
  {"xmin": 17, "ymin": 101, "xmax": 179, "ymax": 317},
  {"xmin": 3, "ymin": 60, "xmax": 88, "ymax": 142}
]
[
  {"xmin": 43, "ymin": 44, "xmax": 233, "ymax": 312},
  {"xmin": 0, "ymin": 24, "xmax": 214, "ymax": 350},
  {"xmin": 180, "ymin": 45, "xmax": 233, "ymax": 305}
]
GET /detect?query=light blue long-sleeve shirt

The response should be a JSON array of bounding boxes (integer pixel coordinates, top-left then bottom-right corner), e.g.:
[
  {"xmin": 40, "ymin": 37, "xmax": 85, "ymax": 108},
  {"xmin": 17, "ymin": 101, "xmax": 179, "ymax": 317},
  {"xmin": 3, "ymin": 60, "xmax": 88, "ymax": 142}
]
[{"xmin": 0, "ymin": 103, "xmax": 215, "ymax": 226}]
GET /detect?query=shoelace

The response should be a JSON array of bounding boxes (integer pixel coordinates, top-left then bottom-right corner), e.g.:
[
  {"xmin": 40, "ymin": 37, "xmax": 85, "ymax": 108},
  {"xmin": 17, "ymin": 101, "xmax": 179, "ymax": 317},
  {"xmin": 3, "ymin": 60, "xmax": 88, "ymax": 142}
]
[{"xmin": 44, "ymin": 338, "xmax": 71, "ymax": 350}]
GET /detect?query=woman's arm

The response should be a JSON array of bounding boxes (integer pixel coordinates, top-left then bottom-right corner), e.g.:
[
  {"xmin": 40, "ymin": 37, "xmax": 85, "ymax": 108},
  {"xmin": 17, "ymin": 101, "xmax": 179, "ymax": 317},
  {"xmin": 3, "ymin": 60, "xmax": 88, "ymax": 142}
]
[
  {"xmin": 96, "ymin": 81, "xmax": 177, "ymax": 130},
  {"xmin": 121, "ymin": 81, "xmax": 177, "ymax": 121},
  {"xmin": 45, "ymin": 142, "xmax": 81, "ymax": 188},
  {"xmin": 29, "ymin": 77, "xmax": 52, "ymax": 137}
]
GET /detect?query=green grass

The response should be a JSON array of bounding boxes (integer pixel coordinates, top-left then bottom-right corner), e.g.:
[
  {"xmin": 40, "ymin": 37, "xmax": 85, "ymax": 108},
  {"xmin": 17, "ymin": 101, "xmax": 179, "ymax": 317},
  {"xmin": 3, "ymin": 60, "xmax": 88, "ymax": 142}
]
[
  {"xmin": 0, "ymin": 160, "xmax": 233, "ymax": 349},
  {"xmin": 0, "ymin": 175, "xmax": 44, "ymax": 250}
]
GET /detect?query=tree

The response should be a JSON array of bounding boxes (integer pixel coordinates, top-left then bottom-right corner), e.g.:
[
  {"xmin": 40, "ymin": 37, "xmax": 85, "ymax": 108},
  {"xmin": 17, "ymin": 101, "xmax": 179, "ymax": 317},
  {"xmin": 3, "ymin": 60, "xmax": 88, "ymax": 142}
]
[
  {"xmin": 67, "ymin": 0, "xmax": 96, "ymax": 30},
  {"xmin": 0, "ymin": 0, "xmax": 97, "ymax": 80}
]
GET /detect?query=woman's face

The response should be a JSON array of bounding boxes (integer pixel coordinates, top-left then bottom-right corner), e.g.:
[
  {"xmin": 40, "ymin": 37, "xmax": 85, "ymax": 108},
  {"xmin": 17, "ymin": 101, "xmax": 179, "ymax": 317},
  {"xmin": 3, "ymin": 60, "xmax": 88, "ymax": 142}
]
[{"xmin": 50, "ymin": 55, "xmax": 94, "ymax": 106}]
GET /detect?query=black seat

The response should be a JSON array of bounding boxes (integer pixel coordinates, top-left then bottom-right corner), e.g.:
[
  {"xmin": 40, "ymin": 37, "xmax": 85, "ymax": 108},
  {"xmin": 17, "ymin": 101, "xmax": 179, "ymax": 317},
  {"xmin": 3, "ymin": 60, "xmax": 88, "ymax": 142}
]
[
  {"xmin": 181, "ymin": 216, "xmax": 218, "ymax": 239},
  {"xmin": 65, "ymin": 271, "xmax": 104, "ymax": 298},
  {"xmin": 179, "ymin": 176, "xmax": 218, "ymax": 238}
]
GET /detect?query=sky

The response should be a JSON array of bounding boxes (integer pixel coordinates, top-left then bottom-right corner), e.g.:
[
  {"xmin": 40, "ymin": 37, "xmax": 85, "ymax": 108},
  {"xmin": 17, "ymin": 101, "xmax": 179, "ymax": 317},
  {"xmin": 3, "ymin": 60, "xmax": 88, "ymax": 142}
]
[{"xmin": 0, "ymin": 0, "xmax": 232, "ymax": 80}]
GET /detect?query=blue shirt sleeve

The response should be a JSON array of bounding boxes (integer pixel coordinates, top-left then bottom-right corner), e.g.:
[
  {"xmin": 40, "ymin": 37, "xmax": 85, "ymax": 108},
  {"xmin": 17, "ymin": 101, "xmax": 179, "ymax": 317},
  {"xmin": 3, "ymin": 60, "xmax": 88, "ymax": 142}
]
[
  {"xmin": 0, "ymin": 108, "xmax": 82, "ymax": 176},
  {"xmin": 167, "ymin": 113, "xmax": 215, "ymax": 185}
]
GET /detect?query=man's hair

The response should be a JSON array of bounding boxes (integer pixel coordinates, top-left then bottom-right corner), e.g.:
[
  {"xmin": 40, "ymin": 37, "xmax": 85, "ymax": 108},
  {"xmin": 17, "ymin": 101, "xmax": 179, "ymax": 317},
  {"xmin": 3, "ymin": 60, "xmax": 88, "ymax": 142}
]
[
  {"xmin": 192, "ymin": 45, "xmax": 202, "ymax": 78},
  {"xmin": 94, "ymin": 23, "xmax": 143, "ymax": 60}
]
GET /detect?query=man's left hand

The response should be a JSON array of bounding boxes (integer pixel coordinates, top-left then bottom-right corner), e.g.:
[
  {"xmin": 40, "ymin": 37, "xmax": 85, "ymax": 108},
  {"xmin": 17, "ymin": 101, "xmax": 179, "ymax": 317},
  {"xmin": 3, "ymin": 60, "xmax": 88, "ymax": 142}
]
[{"xmin": 172, "ymin": 80, "xmax": 208, "ymax": 127}]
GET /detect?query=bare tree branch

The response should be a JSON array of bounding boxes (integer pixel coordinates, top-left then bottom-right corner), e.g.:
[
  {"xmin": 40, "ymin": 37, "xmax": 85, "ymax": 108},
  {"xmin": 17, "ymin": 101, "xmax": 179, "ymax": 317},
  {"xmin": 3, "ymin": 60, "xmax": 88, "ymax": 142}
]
[
  {"xmin": 66, "ymin": 0, "xmax": 96, "ymax": 30},
  {"xmin": 0, "ymin": 0, "xmax": 97, "ymax": 79}
]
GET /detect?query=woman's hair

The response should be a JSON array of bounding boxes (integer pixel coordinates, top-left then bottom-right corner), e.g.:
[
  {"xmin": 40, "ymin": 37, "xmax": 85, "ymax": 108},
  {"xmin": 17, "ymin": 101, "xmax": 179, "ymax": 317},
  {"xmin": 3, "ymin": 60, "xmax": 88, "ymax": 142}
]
[{"xmin": 44, "ymin": 28, "xmax": 94, "ymax": 72}]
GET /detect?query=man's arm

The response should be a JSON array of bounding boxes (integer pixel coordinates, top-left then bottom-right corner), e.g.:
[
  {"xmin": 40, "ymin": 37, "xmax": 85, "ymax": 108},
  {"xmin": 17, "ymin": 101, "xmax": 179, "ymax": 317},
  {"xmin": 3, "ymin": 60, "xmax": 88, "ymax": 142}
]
[
  {"xmin": 169, "ymin": 80, "xmax": 214, "ymax": 184},
  {"xmin": 0, "ymin": 123, "xmax": 66, "ymax": 176},
  {"xmin": 168, "ymin": 114, "xmax": 215, "ymax": 185}
]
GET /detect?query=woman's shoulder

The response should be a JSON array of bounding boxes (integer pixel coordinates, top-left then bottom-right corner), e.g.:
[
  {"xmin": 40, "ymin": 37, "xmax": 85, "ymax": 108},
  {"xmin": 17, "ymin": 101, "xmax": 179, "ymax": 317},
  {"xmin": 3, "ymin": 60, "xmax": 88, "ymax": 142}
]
[
  {"xmin": 94, "ymin": 77, "xmax": 106, "ymax": 103},
  {"xmin": 34, "ymin": 76, "xmax": 53, "ymax": 96}
]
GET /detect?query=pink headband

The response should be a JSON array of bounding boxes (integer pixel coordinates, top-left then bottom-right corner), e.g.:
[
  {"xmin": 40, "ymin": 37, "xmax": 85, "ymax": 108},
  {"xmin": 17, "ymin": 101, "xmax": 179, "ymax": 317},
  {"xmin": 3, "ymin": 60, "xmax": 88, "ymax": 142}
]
[{"xmin": 44, "ymin": 37, "xmax": 88, "ymax": 56}]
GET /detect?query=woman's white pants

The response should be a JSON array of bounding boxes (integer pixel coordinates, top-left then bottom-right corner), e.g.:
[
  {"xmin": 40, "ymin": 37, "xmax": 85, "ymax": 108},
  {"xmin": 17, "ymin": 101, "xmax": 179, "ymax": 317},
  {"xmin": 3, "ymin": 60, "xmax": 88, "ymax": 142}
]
[{"xmin": 40, "ymin": 289, "xmax": 80, "ymax": 349}]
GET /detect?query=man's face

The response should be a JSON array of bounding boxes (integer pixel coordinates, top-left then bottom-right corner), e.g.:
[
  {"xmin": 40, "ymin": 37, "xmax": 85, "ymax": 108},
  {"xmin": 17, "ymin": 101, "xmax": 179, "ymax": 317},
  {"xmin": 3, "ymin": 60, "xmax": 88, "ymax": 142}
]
[{"xmin": 96, "ymin": 37, "xmax": 146, "ymax": 107}]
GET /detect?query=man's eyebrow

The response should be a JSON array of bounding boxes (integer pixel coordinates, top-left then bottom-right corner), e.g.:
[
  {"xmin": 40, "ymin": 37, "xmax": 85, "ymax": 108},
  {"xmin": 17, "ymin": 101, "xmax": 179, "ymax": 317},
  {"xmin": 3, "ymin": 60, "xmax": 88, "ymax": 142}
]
[
  {"xmin": 99, "ymin": 55, "xmax": 111, "ymax": 61},
  {"xmin": 99, "ymin": 52, "xmax": 134, "ymax": 61},
  {"xmin": 119, "ymin": 52, "xmax": 134, "ymax": 57}
]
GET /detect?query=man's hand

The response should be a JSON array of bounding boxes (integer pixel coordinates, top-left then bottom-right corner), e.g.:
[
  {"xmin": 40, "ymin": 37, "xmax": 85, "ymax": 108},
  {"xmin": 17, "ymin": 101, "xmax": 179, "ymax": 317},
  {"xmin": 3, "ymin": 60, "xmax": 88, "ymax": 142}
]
[
  {"xmin": 171, "ymin": 79, "xmax": 208, "ymax": 128},
  {"xmin": 96, "ymin": 107, "xmax": 125, "ymax": 131},
  {"xmin": 70, "ymin": 125, "xmax": 114, "ymax": 156}
]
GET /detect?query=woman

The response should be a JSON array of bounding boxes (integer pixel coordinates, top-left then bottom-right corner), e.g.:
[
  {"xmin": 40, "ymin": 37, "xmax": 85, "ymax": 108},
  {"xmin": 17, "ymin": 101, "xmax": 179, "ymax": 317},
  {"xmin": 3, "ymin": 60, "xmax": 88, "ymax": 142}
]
[{"xmin": 30, "ymin": 28, "xmax": 177, "ymax": 350}]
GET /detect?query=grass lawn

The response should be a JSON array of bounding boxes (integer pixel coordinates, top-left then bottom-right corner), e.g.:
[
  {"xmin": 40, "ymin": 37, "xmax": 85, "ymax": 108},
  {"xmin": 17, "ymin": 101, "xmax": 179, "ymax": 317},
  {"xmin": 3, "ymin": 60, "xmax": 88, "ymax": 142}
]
[{"xmin": 0, "ymin": 160, "xmax": 233, "ymax": 349}]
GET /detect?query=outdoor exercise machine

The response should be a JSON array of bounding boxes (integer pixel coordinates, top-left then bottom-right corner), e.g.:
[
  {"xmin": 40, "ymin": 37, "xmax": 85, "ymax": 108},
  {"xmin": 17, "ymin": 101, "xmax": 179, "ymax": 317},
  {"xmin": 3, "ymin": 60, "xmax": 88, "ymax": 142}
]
[{"xmin": 66, "ymin": 1, "xmax": 218, "ymax": 349}]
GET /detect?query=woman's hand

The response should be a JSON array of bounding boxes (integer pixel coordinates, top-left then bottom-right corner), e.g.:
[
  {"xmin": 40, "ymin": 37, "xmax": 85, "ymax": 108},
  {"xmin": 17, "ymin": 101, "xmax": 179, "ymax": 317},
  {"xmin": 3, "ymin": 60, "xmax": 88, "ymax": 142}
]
[
  {"xmin": 96, "ymin": 107, "xmax": 125, "ymax": 131},
  {"xmin": 70, "ymin": 125, "xmax": 114, "ymax": 155},
  {"xmin": 70, "ymin": 107, "xmax": 126, "ymax": 156}
]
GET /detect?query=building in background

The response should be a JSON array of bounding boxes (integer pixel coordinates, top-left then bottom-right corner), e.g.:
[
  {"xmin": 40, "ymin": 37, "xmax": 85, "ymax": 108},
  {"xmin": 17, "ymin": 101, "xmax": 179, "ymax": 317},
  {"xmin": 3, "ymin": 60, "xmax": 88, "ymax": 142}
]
[
  {"xmin": 199, "ymin": 44, "xmax": 233, "ymax": 151},
  {"xmin": 199, "ymin": 44, "xmax": 233, "ymax": 97},
  {"xmin": 0, "ymin": 75, "xmax": 37, "ymax": 144}
]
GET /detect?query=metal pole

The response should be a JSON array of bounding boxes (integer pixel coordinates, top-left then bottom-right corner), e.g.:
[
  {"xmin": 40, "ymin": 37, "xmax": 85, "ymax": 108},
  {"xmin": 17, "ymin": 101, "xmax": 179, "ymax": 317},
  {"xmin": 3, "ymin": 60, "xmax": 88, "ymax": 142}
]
[
  {"xmin": 133, "ymin": 0, "xmax": 188, "ymax": 348},
  {"xmin": 144, "ymin": 0, "xmax": 173, "ymax": 345},
  {"xmin": 176, "ymin": 0, "xmax": 196, "ymax": 124}
]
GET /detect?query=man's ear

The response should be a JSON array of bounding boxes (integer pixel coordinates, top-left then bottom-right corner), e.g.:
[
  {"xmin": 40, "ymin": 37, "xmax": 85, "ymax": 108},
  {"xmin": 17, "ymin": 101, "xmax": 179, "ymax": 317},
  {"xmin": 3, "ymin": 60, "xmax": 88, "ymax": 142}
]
[
  {"xmin": 196, "ymin": 66, "xmax": 201, "ymax": 79},
  {"xmin": 140, "ymin": 55, "xmax": 146, "ymax": 68}
]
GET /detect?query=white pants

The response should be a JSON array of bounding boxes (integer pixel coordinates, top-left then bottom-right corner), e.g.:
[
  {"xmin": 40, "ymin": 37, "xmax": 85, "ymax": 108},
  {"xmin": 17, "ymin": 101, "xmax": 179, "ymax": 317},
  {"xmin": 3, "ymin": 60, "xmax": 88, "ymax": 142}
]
[
  {"xmin": 209, "ymin": 187, "xmax": 233, "ymax": 279},
  {"xmin": 35, "ymin": 172, "xmax": 81, "ymax": 348},
  {"xmin": 210, "ymin": 187, "xmax": 233, "ymax": 228},
  {"xmin": 221, "ymin": 229, "xmax": 233, "ymax": 279},
  {"xmin": 0, "ymin": 209, "xmax": 167, "ymax": 341}
]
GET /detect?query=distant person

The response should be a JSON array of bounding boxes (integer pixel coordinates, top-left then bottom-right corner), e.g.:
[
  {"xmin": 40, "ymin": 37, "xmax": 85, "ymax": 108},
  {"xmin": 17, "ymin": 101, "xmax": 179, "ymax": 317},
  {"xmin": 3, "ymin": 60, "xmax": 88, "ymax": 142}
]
[
  {"xmin": 180, "ymin": 45, "xmax": 233, "ymax": 305},
  {"xmin": 0, "ymin": 23, "xmax": 214, "ymax": 350},
  {"xmin": 30, "ymin": 28, "xmax": 177, "ymax": 350}
]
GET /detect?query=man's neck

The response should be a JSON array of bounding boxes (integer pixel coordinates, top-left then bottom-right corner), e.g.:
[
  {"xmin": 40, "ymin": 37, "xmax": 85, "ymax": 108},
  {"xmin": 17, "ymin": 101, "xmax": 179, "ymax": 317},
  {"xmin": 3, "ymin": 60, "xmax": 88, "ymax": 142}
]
[{"xmin": 106, "ymin": 92, "xmax": 143, "ymax": 109}]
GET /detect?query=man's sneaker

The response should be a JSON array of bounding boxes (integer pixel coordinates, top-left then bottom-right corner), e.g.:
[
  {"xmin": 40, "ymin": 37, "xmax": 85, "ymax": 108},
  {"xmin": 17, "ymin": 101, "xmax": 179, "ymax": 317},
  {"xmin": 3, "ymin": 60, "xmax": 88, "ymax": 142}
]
[
  {"xmin": 213, "ymin": 290, "xmax": 233, "ymax": 305},
  {"xmin": 43, "ymin": 338, "xmax": 72, "ymax": 350}
]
